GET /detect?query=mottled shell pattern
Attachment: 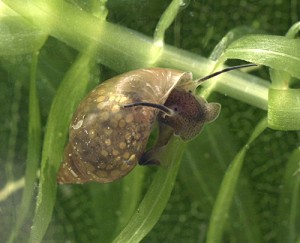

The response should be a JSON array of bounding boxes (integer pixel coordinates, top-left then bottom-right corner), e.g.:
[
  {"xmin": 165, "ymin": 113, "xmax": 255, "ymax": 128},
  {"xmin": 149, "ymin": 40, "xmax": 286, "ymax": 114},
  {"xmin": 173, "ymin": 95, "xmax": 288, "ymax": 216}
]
[{"xmin": 57, "ymin": 68, "xmax": 192, "ymax": 184}]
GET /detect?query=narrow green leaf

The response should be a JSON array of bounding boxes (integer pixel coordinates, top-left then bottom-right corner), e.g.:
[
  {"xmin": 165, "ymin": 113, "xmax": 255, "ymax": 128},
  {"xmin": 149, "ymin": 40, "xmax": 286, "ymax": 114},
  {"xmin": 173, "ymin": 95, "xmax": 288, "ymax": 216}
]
[
  {"xmin": 286, "ymin": 22, "xmax": 300, "ymax": 38},
  {"xmin": 86, "ymin": 167, "xmax": 146, "ymax": 243},
  {"xmin": 154, "ymin": 0, "xmax": 183, "ymax": 45},
  {"xmin": 269, "ymin": 22, "xmax": 300, "ymax": 90},
  {"xmin": 269, "ymin": 68, "xmax": 291, "ymax": 89},
  {"xmin": 112, "ymin": 138, "xmax": 185, "ymax": 243},
  {"xmin": 3, "ymin": 1, "xmax": 271, "ymax": 112},
  {"xmin": 114, "ymin": 166, "xmax": 146, "ymax": 235},
  {"xmin": 7, "ymin": 52, "xmax": 41, "ymax": 243},
  {"xmin": 87, "ymin": 182, "xmax": 123, "ymax": 243},
  {"xmin": 181, "ymin": 116, "xmax": 263, "ymax": 242},
  {"xmin": 206, "ymin": 117, "xmax": 268, "ymax": 243},
  {"xmin": 277, "ymin": 147, "xmax": 300, "ymax": 243},
  {"xmin": 210, "ymin": 26, "xmax": 262, "ymax": 61},
  {"xmin": 29, "ymin": 52, "xmax": 95, "ymax": 243},
  {"xmin": 219, "ymin": 34, "xmax": 300, "ymax": 79},
  {"xmin": 0, "ymin": 16, "xmax": 47, "ymax": 55},
  {"xmin": 268, "ymin": 88, "xmax": 300, "ymax": 130}
]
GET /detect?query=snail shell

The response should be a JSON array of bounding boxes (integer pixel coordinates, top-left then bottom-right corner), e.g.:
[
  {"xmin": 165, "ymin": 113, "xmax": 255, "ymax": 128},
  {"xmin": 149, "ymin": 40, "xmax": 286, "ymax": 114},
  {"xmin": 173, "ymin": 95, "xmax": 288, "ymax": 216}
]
[
  {"xmin": 57, "ymin": 68, "xmax": 194, "ymax": 184},
  {"xmin": 57, "ymin": 64, "xmax": 256, "ymax": 183}
]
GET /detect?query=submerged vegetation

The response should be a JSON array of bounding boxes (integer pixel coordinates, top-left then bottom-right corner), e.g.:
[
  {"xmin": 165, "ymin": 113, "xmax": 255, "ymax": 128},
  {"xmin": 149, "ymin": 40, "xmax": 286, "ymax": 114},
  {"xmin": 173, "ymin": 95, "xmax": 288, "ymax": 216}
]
[{"xmin": 0, "ymin": 0, "xmax": 299, "ymax": 242}]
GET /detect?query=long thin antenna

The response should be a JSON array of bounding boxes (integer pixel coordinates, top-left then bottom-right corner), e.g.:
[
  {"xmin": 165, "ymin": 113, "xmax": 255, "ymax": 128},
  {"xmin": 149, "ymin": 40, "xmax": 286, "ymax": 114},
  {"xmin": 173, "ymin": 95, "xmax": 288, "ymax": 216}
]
[
  {"xmin": 124, "ymin": 102, "xmax": 175, "ymax": 116},
  {"xmin": 196, "ymin": 63, "xmax": 257, "ymax": 84}
]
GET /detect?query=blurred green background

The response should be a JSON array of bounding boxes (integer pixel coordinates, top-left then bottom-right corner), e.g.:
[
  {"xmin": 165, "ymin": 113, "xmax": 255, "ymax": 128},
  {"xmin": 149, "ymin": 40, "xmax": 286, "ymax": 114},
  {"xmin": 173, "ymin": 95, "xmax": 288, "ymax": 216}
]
[{"xmin": 0, "ymin": 0, "xmax": 299, "ymax": 242}]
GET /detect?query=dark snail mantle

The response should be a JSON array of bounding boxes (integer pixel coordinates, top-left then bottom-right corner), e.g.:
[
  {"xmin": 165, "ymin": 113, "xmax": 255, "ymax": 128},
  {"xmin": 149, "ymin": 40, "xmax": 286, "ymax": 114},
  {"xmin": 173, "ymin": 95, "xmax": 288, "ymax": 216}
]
[{"xmin": 57, "ymin": 65, "xmax": 254, "ymax": 184}]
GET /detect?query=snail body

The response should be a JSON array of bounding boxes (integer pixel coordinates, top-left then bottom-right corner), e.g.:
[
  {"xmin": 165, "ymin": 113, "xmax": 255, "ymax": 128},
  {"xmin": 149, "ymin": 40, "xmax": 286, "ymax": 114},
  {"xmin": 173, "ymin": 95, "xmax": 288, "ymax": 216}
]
[
  {"xmin": 57, "ymin": 68, "xmax": 201, "ymax": 183},
  {"xmin": 57, "ymin": 65, "xmax": 254, "ymax": 184}
]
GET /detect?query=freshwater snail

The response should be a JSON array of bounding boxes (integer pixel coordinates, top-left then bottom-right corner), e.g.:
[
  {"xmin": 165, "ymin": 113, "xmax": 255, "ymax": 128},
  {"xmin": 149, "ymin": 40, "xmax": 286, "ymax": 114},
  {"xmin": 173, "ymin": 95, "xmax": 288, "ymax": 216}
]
[{"xmin": 57, "ymin": 64, "xmax": 255, "ymax": 184}]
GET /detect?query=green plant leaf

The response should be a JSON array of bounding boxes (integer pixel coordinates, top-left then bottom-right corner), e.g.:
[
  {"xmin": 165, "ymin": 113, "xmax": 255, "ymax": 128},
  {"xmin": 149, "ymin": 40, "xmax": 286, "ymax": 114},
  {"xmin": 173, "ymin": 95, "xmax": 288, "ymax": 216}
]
[
  {"xmin": 1, "ymin": 1, "xmax": 300, "ymax": 242},
  {"xmin": 7, "ymin": 52, "xmax": 41, "ymax": 243},
  {"xmin": 181, "ymin": 115, "xmax": 263, "ymax": 242},
  {"xmin": 0, "ymin": 16, "xmax": 47, "ymax": 55},
  {"xmin": 210, "ymin": 26, "xmax": 263, "ymax": 61},
  {"xmin": 219, "ymin": 34, "xmax": 300, "ymax": 79},
  {"xmin": 277, "ymin": 147, "xmax": 300, "ymax": 243},
  {"xmin": 268, "ymin": 88, "xmax": 300, "ymax": 130},
  {"xmin": 2, "ymin": 0, "xmax": 270, "ymax": 110},
  {"xmin": 206, "ymin": 117, "xmax": 268, "ymax": 243},
  {"xmin": 154, "ymin": 0, "xmax": 183, "ymax": 45},
  {"xmin": 114, "ymin": 166, "xmax": 146, "ymax": 235},
  {"xmin": 286, "ymin": 22, "xmax": 300, "ymax": 38},
  {"xmin": 29, "ymin": 51, "xmax": 96, "ymax": 242},
  {"xmin": 112, "ymin": 138, "xmax": 185, "ymax": 243}
]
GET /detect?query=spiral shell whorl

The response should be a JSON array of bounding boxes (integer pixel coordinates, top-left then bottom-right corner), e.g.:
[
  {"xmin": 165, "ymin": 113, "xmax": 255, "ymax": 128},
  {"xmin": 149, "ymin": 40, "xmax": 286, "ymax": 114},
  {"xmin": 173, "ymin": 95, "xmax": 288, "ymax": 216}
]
[
  {"xmin": 57, "ymin": 68, "xmax": 190, "ymax": 184},
  {"xmin": 57, "ymin": 82, "xmax": 156, "ymax": 184}
]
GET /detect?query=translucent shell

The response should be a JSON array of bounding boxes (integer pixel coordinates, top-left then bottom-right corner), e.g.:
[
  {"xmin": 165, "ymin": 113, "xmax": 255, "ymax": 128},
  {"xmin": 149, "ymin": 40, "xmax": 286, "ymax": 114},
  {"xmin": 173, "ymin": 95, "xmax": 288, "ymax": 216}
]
[{"xmin": 57, "ymin": 68, "xmax": 192, "ymax": 184}]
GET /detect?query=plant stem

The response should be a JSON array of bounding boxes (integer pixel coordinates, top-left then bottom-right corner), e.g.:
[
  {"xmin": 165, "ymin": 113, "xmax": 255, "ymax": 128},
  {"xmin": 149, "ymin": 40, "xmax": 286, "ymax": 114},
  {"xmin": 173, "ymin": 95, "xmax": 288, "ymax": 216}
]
[{"xmin": 3, "ymin": 0, "xmax": 269, "ymax": 109}]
